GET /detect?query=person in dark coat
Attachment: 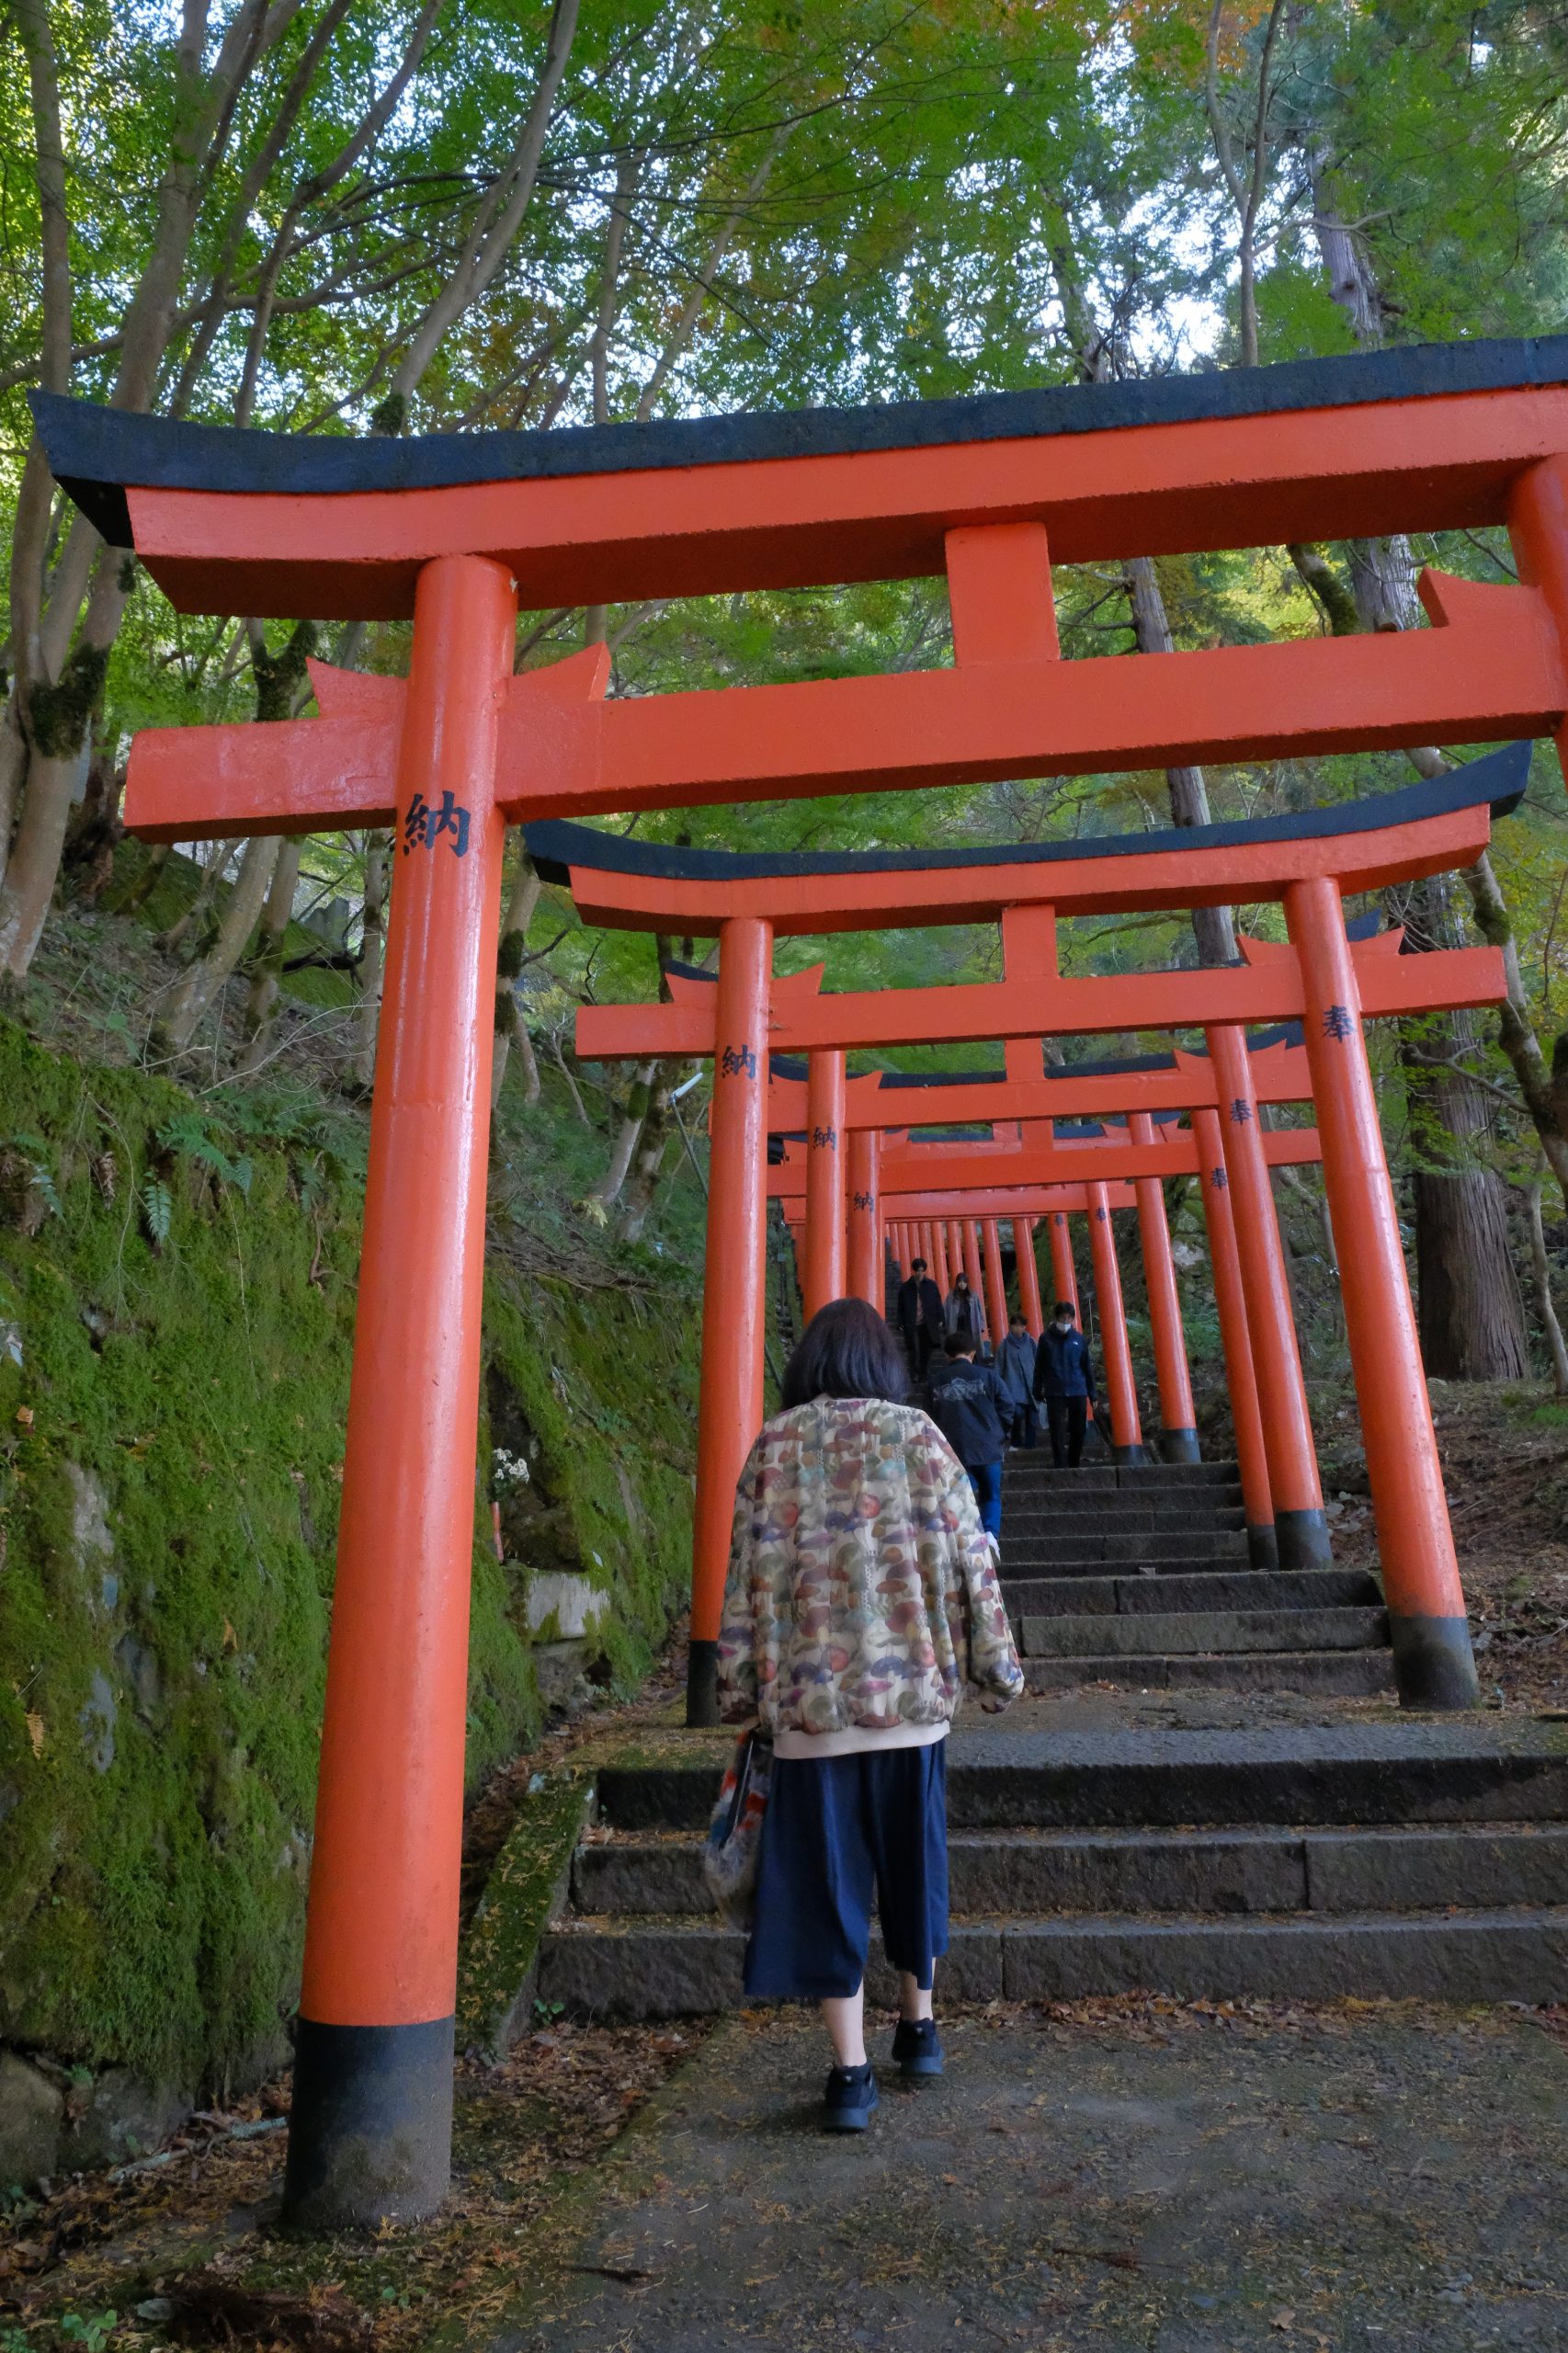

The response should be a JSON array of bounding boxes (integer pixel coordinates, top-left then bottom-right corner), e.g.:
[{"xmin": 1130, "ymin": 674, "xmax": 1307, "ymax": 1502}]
[
  {"xmin": 896, "ymin": 1257, "xmax": 945, "ymax": 1378},
  {"xmin": 926, "ymin": 1329, "xmax": 1009, "ymax": 1540},
  {"xmin": 1032, "ymin": 1300, "xmax": 1097, "ymax": 1469},
  {"xmin": 944, "ymin": 1271, "xmax": 984, "ymax": 1346},
  {"xmin": 994, "ymin": 1313, "xmax": 1039, "ymax": 1449}
]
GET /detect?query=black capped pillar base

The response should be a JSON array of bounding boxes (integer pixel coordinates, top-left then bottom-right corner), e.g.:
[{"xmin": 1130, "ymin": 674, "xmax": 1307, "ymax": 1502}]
[
  {"xmin": 1112, "ymin": 1443, "xmax": 1149, "ymax": 1467},
  {"xmin": 1246, "ymin": 1523, "xmax": 1280, "ymax": 1570},
  {"xmin": 1158, "ymin": 1427, "xmax": 1201, "ymax": 1465},
  {"xmin": 283, "ymin": 2015, "xmax": 454, "ymax": 2233},
  {"xmin": 1391, "ymin": 1613, "xmax": 1481, "ymax": 1711},
  {"xmin": 1275, "ymin": 1506, "xmax": 1334, "ymax": 1571},
  {"xmin": 686, "ymin": 1638, "xmax": 720, "ymax": 1728}
]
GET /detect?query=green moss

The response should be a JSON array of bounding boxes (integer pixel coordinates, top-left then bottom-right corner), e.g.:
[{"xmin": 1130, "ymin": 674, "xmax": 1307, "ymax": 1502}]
[
  {"xmin": 0, "ymin": 1017, "xmax": 701, "ymax": 2097},
  {"xmin": 455, "ymin": 1767, "xmax": 594, "ymax": 2056}
]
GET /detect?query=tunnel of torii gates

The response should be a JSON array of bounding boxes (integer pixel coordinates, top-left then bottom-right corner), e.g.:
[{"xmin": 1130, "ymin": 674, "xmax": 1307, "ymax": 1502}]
[{"xmin": 30, "ymin": 330, "xmax": 1568, "ymax": 2227}]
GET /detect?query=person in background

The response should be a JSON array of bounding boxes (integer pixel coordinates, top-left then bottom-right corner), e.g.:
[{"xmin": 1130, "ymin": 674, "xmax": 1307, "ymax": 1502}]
[
  {"xmin": 717, "ymin": 1299, "xmax": 1024, "ymax": 2132},
  {"xmin": 944, "ymin": 1268, "xmax": 984, "ymax": 1347},
  {"xmin": 926, "ymin": 1326, "xmax": 1009, "ymax": 1545},
  {"xmin": 995, "ymin": 1311, "xmax": 1039, "ymax": 1449},
  {"xmin": 1032, "ymin": 1298, "xmax": 1096, "ymax": 1469},
  {"xmin": 896, "ymin": 1255, "xmax": 944, "ymax": 1379}
]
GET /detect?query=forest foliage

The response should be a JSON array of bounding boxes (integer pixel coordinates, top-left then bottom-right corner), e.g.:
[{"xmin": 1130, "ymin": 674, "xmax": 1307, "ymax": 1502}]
[{"xmin": 0, "ymin": 0, "xmax": 1567, "ymax": 1363}]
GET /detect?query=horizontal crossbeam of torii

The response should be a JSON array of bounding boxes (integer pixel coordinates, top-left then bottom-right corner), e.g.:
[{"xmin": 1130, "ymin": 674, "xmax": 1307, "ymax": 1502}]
[
  {"xmin": 769, "ymin": 1122, "xmax": 1322, "ymax": 1197},
  {"xmin": 34, "ymin": 336, "xmax": 1568, "ymax": 2234}
]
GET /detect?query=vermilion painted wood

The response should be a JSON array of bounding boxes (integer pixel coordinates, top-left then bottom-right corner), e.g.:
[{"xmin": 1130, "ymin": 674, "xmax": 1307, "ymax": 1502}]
[
  {"xmin": 300, "ymin": 554, "xmax": 516, "ymax": 2034},
  {"xmin": 1087, "ymin": 1182, "xmax": 1143, "ymax": 1457},
  {"xmin": 1129, "ymin": 1109, "xmax": 1198, "ymax": 1441},
  {"xmin": 688, "ymin": 917, "xmax": 771, "ymax": 1722},
  {"xmin": 801, "ymin": 1050, "xmax": 846, "ymax": 1318},
  {"xmin": 1509, "ymin": 455, "xmax": 1568, "ymax": 775},
  {"xmin": 793, "ymin": 1182, "xmax": 1140, "ymax": 1221},
  {"xmin": 119, "ymin": 383, "xmax": 1568, "ymax": 617},
  {"xmin": 121, "ymin": 575, "xmax": 1560, "ymax": 844},
  {"xmin": 847, "ymin": 1130, "xmax": 881, "ymax": 1310},
  {"xmin": 1285, "ymin": 874, "xmax": 1474, "ymax": 1699},
  {"xmin": 1013, "ymin": 1218, "xmax": 1045, "ymax": 1339},
  {"xmin": 1192, "ymin": 1105, "xmax": 1274, "ymax": 1541},
  {"xmin": 962, "ymin": 1220, "xmax": 987, "ymax": 1334},
  {"xmin": 1206, "ymin": 1024, "xmax": 1324, "ymax": 1543},
  {"xmin": 982, "ymin": 1217, "xmax": 1010, "ymax": 1341},
  {"xmin": 765, "ymin": 1039, "xmax": 1311, "ymax": 1131},
  {"xmin": 770, "ymin": 1124, "xmax": 1322, "ymax": 1198},
  {"xmin": 576, "ymin": 938, "xmax": 1503, "ymax": 1060},
  {"xmin": 1048, "ymin": 1211, "xmax": 1081, "ymax": 1320}
]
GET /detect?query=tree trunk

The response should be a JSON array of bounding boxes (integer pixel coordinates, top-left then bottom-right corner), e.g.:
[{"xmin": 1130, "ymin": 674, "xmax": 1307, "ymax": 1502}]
[
  {"xmin": 618, "ymin": 1066, "xmax": 679, "ymax": 1241},
  {"xmin": 492, "ymin": 842, "xmax": 543, "ymax": 1106},
  {"xmin": 1523, "ymin": 1178, "xmax": 1568, "ymax": 1397},
  {"xmin": 160, "ymin": 841, "xmax": 233, "ymax": 955},
  {"xmin": 593, "ymin": 1061, "xmax": 656, "ymax": 1208},
  {"xmin": 233, "ymin": 834, "xmax": 304, "ymax": 1075},
  {"xmin": 153, "ymin": 834, "xmax": 280, "ymax": 1055},
  {"xmin": 347, "ymin": 831, "xmax": 390, "ymax": 1093},
  {"xmin": 1397, "ymin": 873, "xmax": 1529, "ymax": 1378},
  {"xmin": 1122, "ymin": 557, "xmax": 1238, "ymax": 967}
]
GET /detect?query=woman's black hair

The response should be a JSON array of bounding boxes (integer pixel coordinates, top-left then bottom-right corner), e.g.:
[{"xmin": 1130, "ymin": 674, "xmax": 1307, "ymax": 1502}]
[{"xmin": 780, "ymin": 1297, "xmax": 910, "ymax": 1410}]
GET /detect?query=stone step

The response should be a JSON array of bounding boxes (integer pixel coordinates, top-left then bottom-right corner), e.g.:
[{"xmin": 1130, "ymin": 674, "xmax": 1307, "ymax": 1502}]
[
  {"xmin": 1002, "ymin": 1568, "xmax": 1382, "ymax": 1618},
  {"xmin": 594, "ymin": 1722, "xmax": 1568, "ymax": 1834},
  {"xmin": 1003, "ymin": 1552, "xmax": 1263, "ymax": 1582},
  {"xmin": 1006, "ymin": 1462, "xmax": 1243, "ymax": 1490},
  {"xmin": 570, "ymin": 1822, "xmax": 1568, "ymax": 1923},
  {"xmin": 1001, "ymin": 1505, "xmax": 1251, "ymax": 1536},
  {"xmin": 536, "ymin": 1903, "xmax": 1568, "ymax": 2016},
  {"xmin": 1017, "ymin": 1607, "xmax": 1389, "ymax": 1659},
  {"xmin": 1003, "ymin": 1529, "xmax": 1254, "ymax": 1564},
  {"xmin": 1021, "ymin": 1651, "xmax": 1394, "ymax": 1696}
]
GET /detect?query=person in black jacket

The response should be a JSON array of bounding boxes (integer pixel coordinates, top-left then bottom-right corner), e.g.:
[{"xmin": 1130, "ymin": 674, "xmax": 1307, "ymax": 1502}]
[
  {"xmin": 896, "ymin": 1257, "xmax": 945, "ymax": 1378},
  {"xmin": 1032, "ymin": 1301, "xmax": 1097, "ymax": 1469},
  {"xmin": 926, "ymin": 1329, "xmax": 1009, "ymax": 1540}
]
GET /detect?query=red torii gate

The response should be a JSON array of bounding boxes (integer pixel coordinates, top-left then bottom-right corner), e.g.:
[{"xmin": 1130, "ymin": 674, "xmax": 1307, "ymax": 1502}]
[
  {"xmin": 30, "ymin": 335, "xmax": 1568, "ymax": 2228},
  {"xmin": 552, "ymin": 750, "xmax": 1518, "ymax": 1719}
]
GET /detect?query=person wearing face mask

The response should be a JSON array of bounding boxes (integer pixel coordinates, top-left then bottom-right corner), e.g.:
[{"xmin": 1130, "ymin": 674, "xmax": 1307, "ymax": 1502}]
[{"xmin": 1031, "ymin": 1300, "xmax": 1097, "ymax": 1469}]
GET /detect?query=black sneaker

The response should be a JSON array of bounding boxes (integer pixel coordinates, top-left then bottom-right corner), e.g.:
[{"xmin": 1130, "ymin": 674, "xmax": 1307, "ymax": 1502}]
[
  {"xmin": 892, "ymin": 2018, "xmax": 944, "ymax": 2078},
  {"xmin": 823, "ymin": 2062, "xmax": 879, "ymax": 2132}
]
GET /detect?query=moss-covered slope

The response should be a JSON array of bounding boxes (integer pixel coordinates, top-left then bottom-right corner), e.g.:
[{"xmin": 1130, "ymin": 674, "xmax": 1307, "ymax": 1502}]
[{"xmin": 0, "ymin": 1019, "xmax": 698, "ymax": 2098}]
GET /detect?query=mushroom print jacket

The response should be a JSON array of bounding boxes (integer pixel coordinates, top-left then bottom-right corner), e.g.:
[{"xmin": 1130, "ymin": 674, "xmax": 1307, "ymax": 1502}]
[{"xmin": 716, "ymin": 1396, "xmax": 1025, "ymax": 1738}]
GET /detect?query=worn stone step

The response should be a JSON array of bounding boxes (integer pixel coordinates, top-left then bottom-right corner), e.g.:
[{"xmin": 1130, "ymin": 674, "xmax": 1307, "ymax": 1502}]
[
  {"xmin": 594, "ymin": 1721, "xmax": 1568, "ymax": 1834},
  {"xmin": 1018, "ymin": 1607, "xmax": 1389, "ymax": 1659},
  {"xmin": 570, "ymin": 1822, "xmax": 1568, "ymax": 1924},
  {"xmin": 536, "ymin": 1903, "xmax": 1568, "ymax": 2016},
  {"xmin": 1002, "ymin": 1569, "xmax": 1382, "ymax": 1617},
  {"xmin": 1003, "ymin": 1529, "xmax": 1255, "ymax": 1565},
  {"xmin": 1001, "ymin": 1505, "xmax": 1251, "ymax": 1537},
  {"xmin": 1021, "ymin": 1650, "xmax": 1394, "ymax": 1696},
  {"xmin": 1004, "ymin": 1552, "xmax": 1261, "ymax": 1582},
  {"xmin": 1006, "ymin": 1462, "xmax": 1243, "ymax": 1490}
]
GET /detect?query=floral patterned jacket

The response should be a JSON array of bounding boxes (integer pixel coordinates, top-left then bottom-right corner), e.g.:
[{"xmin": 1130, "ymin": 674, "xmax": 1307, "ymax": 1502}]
[{"xmin": 715, "ymin": 1396, "xmax": 1025, "ymax": 1738}]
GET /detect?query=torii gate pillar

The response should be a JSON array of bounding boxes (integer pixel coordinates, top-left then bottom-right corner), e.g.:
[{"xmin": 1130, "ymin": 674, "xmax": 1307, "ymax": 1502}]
[
  {"xmin": 802, "ymin": 1049, "xmax": 847, "ymax": 1319},
  {"xmin": 1205, "ymin": 1025, "xmax": 1330, "ymax": 1570},
  {"xmin": 1193, "ymin": 1107, "xmax": 1278, "ymax": 1567},
  {"xmin": 847, "ymin": 1129, "xmax": 882, "ymax": 1308},
  {"xmin": 284, "ymin": 554, "xmax": 515, "ymax": 2232},
  {"xmin": 688, "ymin": 917, "xmax": 772, "ymax": 1725},
  {"xmin": 961, "ymin": 1220, "xmax": 987, "ymax": 1336},
  {"xmin": 1086, "ymin": 1184, "xmax": 1146, "ymax": 1464},
  {"xmin": 982, "ymin": 1218, "xmax": 1010, "ymax": 1347},
  {"xmin": 1286, "ymin": 877, "xmax": 1479, "ymax": 1707},
  {"xmin": 1013, "ymin": 1217, "xmax": 1045, "ymax": 1338},
  {"xmin": 1048, "ymin": 1210, "xmax": 1080, "ymax": 1319},
  {"xmin": 1129, "ymin": 1110, "xmax": 1199, "ymax": 1462}
]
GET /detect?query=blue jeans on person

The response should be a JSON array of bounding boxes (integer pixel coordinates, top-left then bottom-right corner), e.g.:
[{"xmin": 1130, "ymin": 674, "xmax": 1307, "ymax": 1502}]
[
  {"xmin": 966, "ymin": 1458, "xmax": 1003, "ymax": 1538},
  {"xmin": 744, "ymin": 1740, "xmax": 949, "ymax": 2000}
]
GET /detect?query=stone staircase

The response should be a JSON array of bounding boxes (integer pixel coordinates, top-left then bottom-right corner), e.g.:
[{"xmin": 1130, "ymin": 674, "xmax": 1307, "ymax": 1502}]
[
  {"xmin": 1002, "ymin": 1453, "xmax": 1394, "ymax": 1697},
  {"xmin": 536, "ymin": 1719, "xmax": 1568, "ymax": 2013}
]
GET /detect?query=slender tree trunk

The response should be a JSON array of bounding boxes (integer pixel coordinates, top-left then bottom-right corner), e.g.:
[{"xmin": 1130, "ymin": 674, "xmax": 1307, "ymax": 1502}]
[
  {"xmin": 153, "ymin": 834, "xmax": 280, "ymax": 1055},
  {"xmin": 160, "ymin": 841, "xmax": 233, "ymax": 955},
  {"xmin": 1122, "ymin": 557, "xmax": 1239, "ymax": 967},
  {"xmin": 618, "ymin": 1067, "xmax": 680, "ymax": 1241},
  {"xmin": 234, "ymin": 834, "xmax": 304, "ymax": 1075},
  {"xmin": 347, "ymin": 832, "xmax": 390, "ymax": 1092},
  {"xmin": 105, "ymin": 840, "xmax": 172, "ymax": 916},
  {"xmin": 594, "ymin": 1061, "xmax": 656, "ymax": 1208},
  {"xmin": 1522, "ymin": 1177, "xmax": 1568, "ymax": 1397},
  {"xmin": 492, "ymin": 845, "xmax": 543, "ymax": 1107}
]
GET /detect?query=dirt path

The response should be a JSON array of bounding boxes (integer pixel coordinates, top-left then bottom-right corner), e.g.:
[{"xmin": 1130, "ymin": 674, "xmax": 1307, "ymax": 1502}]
[{"xmin": 454, "ymin": 2001, "xmax": 1568, "ymax": 2353}]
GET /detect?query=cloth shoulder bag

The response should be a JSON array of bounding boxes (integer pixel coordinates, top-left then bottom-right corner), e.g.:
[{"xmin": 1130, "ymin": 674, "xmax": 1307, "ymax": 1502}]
[{"xmin": 702, "ymin": 1729, "xmax": 773, "ymax": 1932}]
